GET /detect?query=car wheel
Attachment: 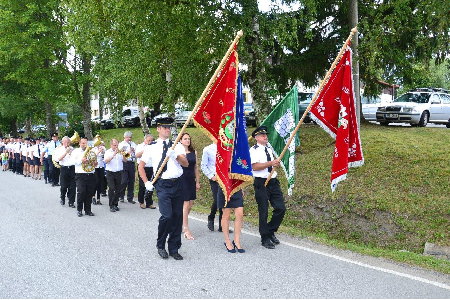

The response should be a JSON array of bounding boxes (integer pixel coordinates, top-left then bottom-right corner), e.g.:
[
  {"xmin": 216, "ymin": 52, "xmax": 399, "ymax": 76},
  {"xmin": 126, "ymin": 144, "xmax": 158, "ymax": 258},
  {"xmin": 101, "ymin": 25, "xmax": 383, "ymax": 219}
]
[
  {"xmin": 418, "ymin": 111, "xmax": 428, "ymax": 127},
  {"xmin": 446, "ymin": 123, "xmax": 450, "ymax": 128},
  {"xmin": 380, "ymin": 122, "xmax": 389, "ymax": 126}
]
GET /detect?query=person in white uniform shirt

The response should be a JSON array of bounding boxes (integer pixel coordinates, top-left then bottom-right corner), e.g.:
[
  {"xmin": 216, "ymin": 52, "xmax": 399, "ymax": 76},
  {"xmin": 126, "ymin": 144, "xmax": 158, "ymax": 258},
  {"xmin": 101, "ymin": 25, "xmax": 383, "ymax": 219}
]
[
  {"xmin": 139, "ymin": 117, "xmax": 188, "ymax": 260},
  {"xmin": 118, "ymin": 131, "xmax": 137, "ymax": 204},
  {"xmin": 135, "ymin": 133, "xmax": 155, "ymax": 209},
  {"xmin": 32, "ymin": 138, "xmax": 43, "ymax": 180},
  {"xmin": 249, "ymin": 125, "xmax": 286, "ymax": 249},
  {"xmin": 93, "ymin": 141, "xmax": 106, "ymax": 205},
  {"xmin": 71, "ymin": 137, "xmax": 98, "ymax": 217},
  {"xmin": 54, "ymin": 136, "xmax": 76, "ymax": 208},
  {"xmin": 104, "ymin": 139, "xmax": 127, "ymax": 212}
]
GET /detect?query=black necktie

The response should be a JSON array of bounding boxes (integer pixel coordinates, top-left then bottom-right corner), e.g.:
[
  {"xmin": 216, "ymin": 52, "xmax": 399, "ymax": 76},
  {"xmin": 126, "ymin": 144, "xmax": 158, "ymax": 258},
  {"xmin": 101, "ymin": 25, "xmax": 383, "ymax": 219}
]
[
  {"xmin": 54, "ymin": 141, "xmax": 57, "ymax": 148},
  {"xmin": 38, "ymin": 145, "xmax": 40, "ymax": 157},
  {"xmin": 265, "ymin": 147, "xmax": 272, "ymax": 172},
  {"xmin": 157, "ymin": 140, "xmax": 171, "ymax": 174}
]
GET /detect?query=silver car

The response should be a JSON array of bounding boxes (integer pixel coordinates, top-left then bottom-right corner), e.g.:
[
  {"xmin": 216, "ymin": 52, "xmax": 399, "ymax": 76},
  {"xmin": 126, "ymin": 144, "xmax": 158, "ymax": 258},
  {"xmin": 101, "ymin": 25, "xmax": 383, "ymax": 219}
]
[{"xmin": 376, "ymin": 88, "xmax": 450, "ymax": 127}]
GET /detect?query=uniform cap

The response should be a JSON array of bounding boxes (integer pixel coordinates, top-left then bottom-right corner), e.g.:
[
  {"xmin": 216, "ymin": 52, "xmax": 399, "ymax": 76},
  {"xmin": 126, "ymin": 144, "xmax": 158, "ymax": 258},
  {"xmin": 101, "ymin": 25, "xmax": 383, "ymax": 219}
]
[{"xmin": 251, "ymin": 125, "xmax": 268, "ymax": 138}]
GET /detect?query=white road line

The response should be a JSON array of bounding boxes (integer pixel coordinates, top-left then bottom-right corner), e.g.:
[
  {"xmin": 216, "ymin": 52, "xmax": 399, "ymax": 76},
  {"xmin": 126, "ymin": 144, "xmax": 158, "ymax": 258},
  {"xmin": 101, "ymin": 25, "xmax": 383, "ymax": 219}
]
[{"xmin": 190, "ymin": 215, "xmax": 450, "ymax": 291}]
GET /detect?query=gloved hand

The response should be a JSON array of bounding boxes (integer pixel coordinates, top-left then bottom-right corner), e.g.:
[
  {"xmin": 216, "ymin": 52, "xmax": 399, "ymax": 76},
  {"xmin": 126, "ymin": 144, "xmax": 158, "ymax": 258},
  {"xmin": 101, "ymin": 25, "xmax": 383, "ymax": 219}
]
[
  {"xmin": 166, "ymin": 148, "xmax": 177, "ymax": 160},
  {"xmin": 145, "ymin": 181, "xmax": 154, "ymax": 191}
]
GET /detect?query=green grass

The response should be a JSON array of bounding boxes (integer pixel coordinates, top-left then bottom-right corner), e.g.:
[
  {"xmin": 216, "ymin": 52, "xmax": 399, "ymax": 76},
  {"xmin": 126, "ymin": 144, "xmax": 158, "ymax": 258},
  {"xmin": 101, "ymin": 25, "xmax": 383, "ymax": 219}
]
[{"xmin": 98, "ymin": 123, "xmax": 450, "ymax": 274}]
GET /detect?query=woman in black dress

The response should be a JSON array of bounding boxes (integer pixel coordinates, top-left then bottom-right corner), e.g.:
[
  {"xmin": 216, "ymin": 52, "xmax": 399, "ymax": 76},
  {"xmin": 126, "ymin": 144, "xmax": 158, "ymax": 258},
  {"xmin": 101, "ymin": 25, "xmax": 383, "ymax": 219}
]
[
  {"xmin": 218, "ymin": 188, "xmax": 245, "ymax": 253},
  {"xmin": 180, "ymin": 133, "xmax": 200, "ymax": 240}
]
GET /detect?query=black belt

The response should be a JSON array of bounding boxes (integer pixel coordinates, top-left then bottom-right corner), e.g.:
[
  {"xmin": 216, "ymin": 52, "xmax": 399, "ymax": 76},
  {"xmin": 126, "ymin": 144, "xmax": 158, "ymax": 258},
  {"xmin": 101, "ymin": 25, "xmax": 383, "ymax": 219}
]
[
  {"xmin": 61, "ymin": 165, "xmax": 75, "ymax": 168},
  {"xmin": 161, "ymin": 178, "xmax": 179, "ymax": 182}
]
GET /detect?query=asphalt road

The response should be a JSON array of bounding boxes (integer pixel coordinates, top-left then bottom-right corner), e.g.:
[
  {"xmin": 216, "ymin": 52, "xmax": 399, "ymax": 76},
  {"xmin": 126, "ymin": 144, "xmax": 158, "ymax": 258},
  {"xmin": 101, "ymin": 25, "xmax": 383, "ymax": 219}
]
[{"xmin": 1, "ymin": 170, "xmax": 449, "ymax": 299}]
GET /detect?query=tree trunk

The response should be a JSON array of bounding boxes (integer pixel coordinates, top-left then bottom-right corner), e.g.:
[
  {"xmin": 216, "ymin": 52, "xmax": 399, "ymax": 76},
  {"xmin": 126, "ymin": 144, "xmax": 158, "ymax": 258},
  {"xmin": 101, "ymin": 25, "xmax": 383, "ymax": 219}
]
[
  {"xmin": 25, "ymin": 117, "xmax": 32, "ymax": 138},
  {"xmin": 45, "ymin": 100, "xmax": 54, "ymax": 138},
  {"xmin": 81, "ymin": 54, "xmax": 93, "ymax": 140},
  {"xmin": 10, "ymin": 118, "xmax": 18, "ymax": 137},
  {"xmin": 349, "ymin": 0, "xmax": 362, "ymax": 126},
  {"xmin": 138, "ymin": 96, "xmax": 149, "ymax": 135}
]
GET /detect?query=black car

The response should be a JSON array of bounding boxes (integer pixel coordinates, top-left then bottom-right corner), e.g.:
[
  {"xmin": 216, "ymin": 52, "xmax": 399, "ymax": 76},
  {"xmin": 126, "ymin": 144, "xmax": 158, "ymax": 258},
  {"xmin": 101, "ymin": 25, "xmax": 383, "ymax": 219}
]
[
  {"xmin": 244, "ymin": 103, "xmax": 257, "ymax": 127},
  {"xmin": 100, "ymin": 118, "xmax": 115, "ymax": 130},
  {"xmin": 298, "ymin": 92, "xmax": 314, "ymax": 123},
  {"xmin": 123, "ymin": 115, "xmax": 140, "ymax": 127}
]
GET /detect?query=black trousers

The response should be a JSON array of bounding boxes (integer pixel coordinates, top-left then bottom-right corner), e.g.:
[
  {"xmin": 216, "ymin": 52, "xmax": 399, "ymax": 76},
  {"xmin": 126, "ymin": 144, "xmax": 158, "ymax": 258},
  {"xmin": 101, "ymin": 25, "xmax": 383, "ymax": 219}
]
[
  {"xmin": 60, "ymin": 165, "xmax": 76, "ymax": 205},
  {"xmin": 138, "ymin": 166, "xmax": 154, "ymax": 206},
  {"xmin": 10, "ymin": 154, "xmax": 15, "ymax": 172},
  {"xmin": 106, "ymin": 170, "xmax": 122, "ymax": 207},
  {"xmin": 42, "ymin": 158, "xmax": 49, "ymax": 182},
  {"xmin": 120, "ymin": 161, "xmax": 135, "ymax": 201},
  {"xmin": 155, "ymin": 178, "xmax": 183, "ymax": 253},
  {"xmin": 94, "ymin": 167, "xmax": 105, "ymax": 200},
  {"xmin": 48, "ymin": 155, "xmax": 59, "ymax": 184},
  {"xmin": 208, "ymin": 180, "xmax": 223, "ymax": 229},
  {"xmin": 254, "ymin": 177, "xmax": 286, "ymax": 241},
  {"xmin": 15, "ymin": 153, "xmax": 22, "ymax": 174},
  {"xmin": 75, "ymin": 173, "xmax": 97, "ymax": 213}
]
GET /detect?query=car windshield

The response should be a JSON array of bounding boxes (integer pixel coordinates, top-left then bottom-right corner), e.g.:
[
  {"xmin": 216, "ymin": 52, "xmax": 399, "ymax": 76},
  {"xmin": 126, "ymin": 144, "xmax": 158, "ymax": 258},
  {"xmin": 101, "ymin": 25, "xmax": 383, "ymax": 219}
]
[
  {"xmin": 298, "ymin": 92, "xmax": 313, "ymax": 105},
  {"xmin": 394, "ymin": 93, "xmax": 430, "ymax": 104},
  {"xmin": 122, "ymin": 109, "xmax": 131, "ymax": 116}
]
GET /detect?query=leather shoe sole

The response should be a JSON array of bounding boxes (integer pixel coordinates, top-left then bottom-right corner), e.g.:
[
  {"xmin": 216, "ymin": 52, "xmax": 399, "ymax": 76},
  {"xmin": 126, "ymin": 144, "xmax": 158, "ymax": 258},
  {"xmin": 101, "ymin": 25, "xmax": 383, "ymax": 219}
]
[
  {"xmin": 157, "ymin": 248, "xmax": 168, "ymax": 259},
  {"xmin": 169, "ymin": 252, "xmax": 183, "ymax": 260}
]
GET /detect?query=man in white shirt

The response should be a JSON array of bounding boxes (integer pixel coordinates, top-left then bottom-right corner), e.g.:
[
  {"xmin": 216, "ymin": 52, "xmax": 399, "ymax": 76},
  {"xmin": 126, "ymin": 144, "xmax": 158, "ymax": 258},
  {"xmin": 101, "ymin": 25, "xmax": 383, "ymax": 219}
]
[
  {"xmin": 200, "ymin": 142, "xmax": 231, "ymax": 233},
  {"xmin": 71, "ymin": 137, "xmax": 97, "ymax": 217},
  {"xmin": 139, "ymin": 117, "xmax": 188, "ymax": 260},
  {"xmin": 54, "ymin": 136, "xmax": 76, "ymax": 207},
  {"xmin": 105, "ymin": 139, "xmax": 127, "ymax": 212},
  {"xmin": 118, "ymin": 131, "xmax": 137, "ymax": 204},
  {"xmin": 135, "ymin": 133, "xmax": 155, "ymax": 209},
  {"xmin": 249, "ymin": 125, "xmax": 286, "ymax": 249}
]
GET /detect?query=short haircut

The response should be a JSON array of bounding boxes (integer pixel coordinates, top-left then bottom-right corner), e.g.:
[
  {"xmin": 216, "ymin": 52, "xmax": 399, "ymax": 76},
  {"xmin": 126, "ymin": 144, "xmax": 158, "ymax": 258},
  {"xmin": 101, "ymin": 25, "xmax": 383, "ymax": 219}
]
[{"xmin": 124, "ymin": 131, "xmax": 132, "ymax": 138}]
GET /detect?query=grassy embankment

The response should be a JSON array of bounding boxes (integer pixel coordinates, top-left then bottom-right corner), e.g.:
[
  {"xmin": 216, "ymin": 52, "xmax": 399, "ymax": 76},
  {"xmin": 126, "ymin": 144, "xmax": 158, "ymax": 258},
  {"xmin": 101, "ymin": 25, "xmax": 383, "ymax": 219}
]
[{"xmin": 98, "ymin": 123, "xmax": 450, "ymax": 274}]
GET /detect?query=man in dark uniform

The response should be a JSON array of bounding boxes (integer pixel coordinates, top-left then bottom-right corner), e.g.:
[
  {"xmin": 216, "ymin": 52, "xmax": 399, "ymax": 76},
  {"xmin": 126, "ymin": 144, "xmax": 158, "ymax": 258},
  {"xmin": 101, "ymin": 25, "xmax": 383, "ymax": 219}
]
[
  {"xmin": 250, "ymin": 125, "xmax": 286, "ymax": 249},
  {"xmin": 139, "ymin": 117, "xmax": 188, "ymax": 260},
  {"xmin": 15, "ymin": 136, "xmax": 23, "ymax": 175}
]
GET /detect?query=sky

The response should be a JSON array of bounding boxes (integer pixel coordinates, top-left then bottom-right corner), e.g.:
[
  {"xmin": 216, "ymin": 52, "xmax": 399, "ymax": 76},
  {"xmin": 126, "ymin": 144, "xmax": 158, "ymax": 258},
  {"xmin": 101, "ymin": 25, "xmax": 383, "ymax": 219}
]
[{"xmin": 258, "ymin": 0, "xmax": 300, "ymax": 12}]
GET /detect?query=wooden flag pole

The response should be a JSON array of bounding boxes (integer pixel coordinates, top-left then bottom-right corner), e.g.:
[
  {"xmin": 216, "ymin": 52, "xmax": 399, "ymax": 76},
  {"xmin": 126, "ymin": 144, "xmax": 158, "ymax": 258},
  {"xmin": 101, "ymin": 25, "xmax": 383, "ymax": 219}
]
[
  {"xmin": 263, "ymin": 27, "xmax": 358, "ymax": 187},
  {"xmin": 152, "ymin": 30, "xmax": 244, "ymax": 184}
]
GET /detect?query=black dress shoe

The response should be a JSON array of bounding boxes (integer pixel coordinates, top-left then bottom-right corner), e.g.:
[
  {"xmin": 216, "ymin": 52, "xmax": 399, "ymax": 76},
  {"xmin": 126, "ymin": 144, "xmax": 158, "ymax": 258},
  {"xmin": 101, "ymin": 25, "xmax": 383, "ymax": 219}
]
[
  {"xmin": 157, "ymin": 248, "xmax": 169, "ymax": 259},
  {"xmin": 128, "ymin": 200, "xmax": 136, "ymax": 204},
  {"xmin": 86, "ymin": 211, "xmax": 95, "ymax": 216},
  {"xmin": 77, "ymin": 211, "xmax": 83, "ymax": 217},
  {"xmin": 69, "ymin": 203, "xmax": 75, "ymax": 208},
  {"xmin": 114, "ymin": 206, "xmax": 120, "ymax": 211},
  {"xmin": 54, "ymin": 183, "xmax": 60, "ymax": 186},
  {"xmin": 169, "ymin": 252, "xmax": 183, "ymax": 260},
  {"xmin": 270, "ymin": 234, "xmax": 280, "ymax": 245},
  {"xmin": 110, "ymin": 206, "xmax": 116, "ymax": 212},
  {"xmin": 207, "ymin": 219, "xmax": 214, "ymax": 231},
  {"xmin": 60, "ymin": 200, "xmax": 65, "ymax": 206},
  {"xmin": 97, "ymin": 201, "xmax": 102, "ymax": 205},
  {"xmin": 119, "ymin": 198, "xmax": 124, "ymax": 202},
  {"xmin": 101, "ymin": 193, "xmax": 107, "ymax": 197},
  {"xmin": 261, "ymin": 239, "xmax": 275, "ymax": 249}
]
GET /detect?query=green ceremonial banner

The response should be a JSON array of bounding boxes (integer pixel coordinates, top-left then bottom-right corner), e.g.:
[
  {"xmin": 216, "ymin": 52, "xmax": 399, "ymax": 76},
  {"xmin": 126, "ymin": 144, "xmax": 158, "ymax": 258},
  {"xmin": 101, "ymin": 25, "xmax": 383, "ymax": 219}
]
[{"xmin": 260, "ymin": 86, "xmax": 299, "ymax": 195}]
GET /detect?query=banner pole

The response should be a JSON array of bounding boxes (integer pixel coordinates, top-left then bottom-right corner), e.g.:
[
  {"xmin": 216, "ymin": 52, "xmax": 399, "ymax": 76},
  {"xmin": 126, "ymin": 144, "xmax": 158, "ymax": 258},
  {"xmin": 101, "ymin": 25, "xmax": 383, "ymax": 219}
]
[
  {"xmin": 263, "ymin": 27, "xmax": 358, "ymax": 186},
  {"xmin": 152, "ymin": 30, "xmax": 244, "ymax": 184}
]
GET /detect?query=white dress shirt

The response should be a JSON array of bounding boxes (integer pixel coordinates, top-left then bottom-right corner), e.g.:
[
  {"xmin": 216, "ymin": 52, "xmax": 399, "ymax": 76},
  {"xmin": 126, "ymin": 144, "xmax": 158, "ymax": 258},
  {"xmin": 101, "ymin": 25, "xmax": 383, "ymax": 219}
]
[
  {"xmin": 94, "ymin": 145, "xmax": 106, "ymax": 168},
  {"xmin": 118, "ymin": 140, "xmax": 137, "ymax": 162},
  {"xmin": 71, "ymin": 147, "xmax": 95, "ymax": 174},
  {"xmin": 136, "ymin": 142, "xmax": 152, "ymax": 167},
  {"xmin": 141, "ymin": 138, "xmax": 185, "ymax": 179},
  {"xmin": 201, "ymin": 143, "xmax": 217, "ymax": 180},
  {"xmin": 249, "ymin": 143, "xmax": 277, "ymax": 179},
  {"xmin": 53, "ymin": 146, "xmax": 74, "ymax": 166},
  {"xmin": 105, "ymin": 149, "xmax": 124, "ymax": 172}
]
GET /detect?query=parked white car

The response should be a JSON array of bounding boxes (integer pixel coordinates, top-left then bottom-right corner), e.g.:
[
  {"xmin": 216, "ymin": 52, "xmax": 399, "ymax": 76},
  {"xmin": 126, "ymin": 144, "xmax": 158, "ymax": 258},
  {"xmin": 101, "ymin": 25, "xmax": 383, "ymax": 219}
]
[{"xmin": 376, "ymin": 88, "xmax": 450, "ymax": 127}]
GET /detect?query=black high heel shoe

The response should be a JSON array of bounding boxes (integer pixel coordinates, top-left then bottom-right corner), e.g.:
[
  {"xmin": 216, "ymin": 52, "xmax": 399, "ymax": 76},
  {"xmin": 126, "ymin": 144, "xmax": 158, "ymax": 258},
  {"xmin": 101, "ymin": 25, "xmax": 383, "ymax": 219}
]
[
  {"xmin": 224, "ymin": 242, "xmax": 236, "ymax": 253},
  {"xmin": 232, "ymin": 241, "xmax": 245, "ymax": 253},
  {"xmin": 96, "ymin": 200, "xmax": 102, "ymax": 205}
]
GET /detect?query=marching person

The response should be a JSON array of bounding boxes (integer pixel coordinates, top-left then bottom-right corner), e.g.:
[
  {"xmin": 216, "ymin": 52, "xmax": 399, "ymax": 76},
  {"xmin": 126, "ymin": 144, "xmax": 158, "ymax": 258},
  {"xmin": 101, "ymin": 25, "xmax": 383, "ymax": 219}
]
[
  {"xmin": 27, "ymin": 139, "xmax": 35, "ymax": 179},
  {"xmin": 71, "ymin": 137, "xmax": 97, "ymax": 217},
  {"xmin": 249, "ymin": 125, "xmax": 286, "ymax": 249},
  {"xmin": 40, "ymin": 138, "xmax": 50, "ymax": 184},
  {"xmin": 135, "ymin": 133, "xmax": 155, "ymax": 209},
  {"xmin": 139, "ymin": 117, "xmax": 188, "ymax": 260},
  {"xmin": 44, "ymin": 133, "xmax": 61, "ymax": 186},
  {"xmin": 201, "ymin": 142, "xmax": 232, "ymax": 233},
  {"xmin": 104, "ymin": 139, "xmax": 127, "ymax": 212},
  {"xmin": 20, "ymin": 137, "xmax": 29, "ymax": 177},
  {"xmin": 33, "ymin": 138, "xmax": 43, "ymax": 180},
  {"xmin": 93, "ymin": 140, "xmax": 106, "ymax": 205},
  {"xmin": 118, "ymin": 131, "xmax": 137, "ymax": 204},
  {"xmin": 218, "ymin": 188, "xmax": 246, "ymax": 253},
  {"xmin": 180, "ymin": 132, "xmax": 200, "ymax": 240},
  {"xmin": 53, "ymin": 136, "xmax": 76, "ymax": 208}
]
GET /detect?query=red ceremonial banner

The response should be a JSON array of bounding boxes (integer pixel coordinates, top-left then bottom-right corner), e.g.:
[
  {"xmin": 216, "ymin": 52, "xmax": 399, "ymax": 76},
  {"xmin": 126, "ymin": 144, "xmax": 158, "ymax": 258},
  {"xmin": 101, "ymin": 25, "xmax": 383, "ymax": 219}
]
[
  {"xmin": 193, "ymin": 47, "xmax": 238, "ymax": 200},
  {"xmin": 309, "ymin": 45, "xmax": 364, "ymax": 192}
]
